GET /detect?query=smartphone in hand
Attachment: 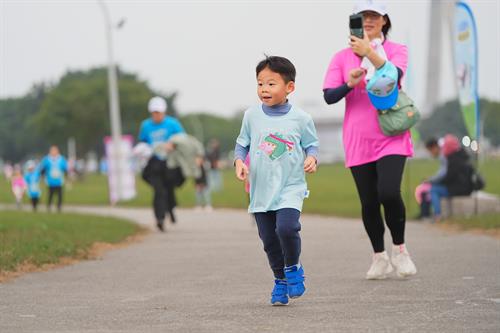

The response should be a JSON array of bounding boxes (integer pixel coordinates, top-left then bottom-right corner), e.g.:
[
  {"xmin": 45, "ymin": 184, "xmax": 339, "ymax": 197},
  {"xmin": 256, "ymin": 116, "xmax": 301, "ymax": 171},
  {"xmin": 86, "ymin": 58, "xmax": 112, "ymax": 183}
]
[{"xmin": 349, "ymin": 13, "xmax": 364, "ymax": 39}]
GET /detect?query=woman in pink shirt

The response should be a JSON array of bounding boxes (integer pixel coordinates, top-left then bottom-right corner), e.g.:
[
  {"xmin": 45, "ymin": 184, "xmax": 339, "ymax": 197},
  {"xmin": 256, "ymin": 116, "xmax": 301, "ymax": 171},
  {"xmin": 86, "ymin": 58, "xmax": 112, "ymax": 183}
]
[{"xmin": 323, "ymin": 1, "xmax": 416, "ymax": 279}]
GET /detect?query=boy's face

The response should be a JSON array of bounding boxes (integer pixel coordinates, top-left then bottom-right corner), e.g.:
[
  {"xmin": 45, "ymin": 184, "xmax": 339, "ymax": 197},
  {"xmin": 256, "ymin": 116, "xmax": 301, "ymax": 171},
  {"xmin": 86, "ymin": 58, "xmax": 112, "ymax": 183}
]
[{"xmin": 257, "ymin": 67, "xmax": 295, "ymax": 106}]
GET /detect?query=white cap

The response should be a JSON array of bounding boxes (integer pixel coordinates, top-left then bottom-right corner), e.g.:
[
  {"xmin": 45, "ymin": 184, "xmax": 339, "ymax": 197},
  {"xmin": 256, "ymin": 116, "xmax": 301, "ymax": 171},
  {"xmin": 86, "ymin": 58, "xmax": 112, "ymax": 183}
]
[
  {"xmin": 354, "ymin": 0, "xmax": 387, "ymax": 15},
  {"xmin": 148, "ymin": 96, "xmax": 167, "ymax": 113},
  {"xmin": 25, "ymin": 160, "xmax": 36, "ymax": 169}
]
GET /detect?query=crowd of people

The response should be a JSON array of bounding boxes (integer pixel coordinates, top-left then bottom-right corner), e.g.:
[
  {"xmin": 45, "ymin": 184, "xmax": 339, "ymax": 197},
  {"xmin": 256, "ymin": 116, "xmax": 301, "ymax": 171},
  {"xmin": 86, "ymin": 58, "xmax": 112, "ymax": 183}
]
[{"xmin": 4, "ymin": 145, "xmax": 68, "ymax": 212}]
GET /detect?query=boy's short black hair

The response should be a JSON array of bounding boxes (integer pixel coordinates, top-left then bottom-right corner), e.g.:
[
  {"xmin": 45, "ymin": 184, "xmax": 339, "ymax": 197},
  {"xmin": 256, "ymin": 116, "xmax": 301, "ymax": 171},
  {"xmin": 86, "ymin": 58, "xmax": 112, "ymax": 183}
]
[
  {"xmin": 256, "ymin": 55, "xmax": 296, "ymax": 83},
  {"xmin": 425, "ymin": 138, "xmax": 439, "ymax": 149}
]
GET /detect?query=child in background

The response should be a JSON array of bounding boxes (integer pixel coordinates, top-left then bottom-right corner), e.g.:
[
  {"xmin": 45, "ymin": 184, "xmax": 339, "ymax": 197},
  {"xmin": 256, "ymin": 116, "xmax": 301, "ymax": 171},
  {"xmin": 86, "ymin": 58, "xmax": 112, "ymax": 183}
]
[
  {"xmin": 415, "ymin": 182, "xmax": 431, "ymax": 220},
  {"xmin": 24, "ymin": 161, "xmax": 42, "ymax": 212},
  {"xmin": 194, "ymin": 156, "xmax": 212, "ymax": 211},
  {"xmin": 11, "ymin": 166, "xmax": 27, "ymax": 209},
  {"xmin": 234, "ymin": 56, "xmax": 319, "ymax": 305}
]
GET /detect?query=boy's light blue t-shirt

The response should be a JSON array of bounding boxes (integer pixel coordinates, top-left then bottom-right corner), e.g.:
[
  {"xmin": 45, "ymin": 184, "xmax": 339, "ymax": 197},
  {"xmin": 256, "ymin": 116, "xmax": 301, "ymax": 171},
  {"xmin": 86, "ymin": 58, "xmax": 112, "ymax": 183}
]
[
  {"xmin": 40, "ymin": 155, "xmax": 68, "ymax": 187},
  {"xmin": 138, "ymin": 117, "xmax": 185, "ymax": 160},
  {"xmin": 24, "ymin": 171, "xmax": 41, "ymax": 198},
  {"xmin": 236, "ymin": 104, "xmax": 319, "ymax": 213}
]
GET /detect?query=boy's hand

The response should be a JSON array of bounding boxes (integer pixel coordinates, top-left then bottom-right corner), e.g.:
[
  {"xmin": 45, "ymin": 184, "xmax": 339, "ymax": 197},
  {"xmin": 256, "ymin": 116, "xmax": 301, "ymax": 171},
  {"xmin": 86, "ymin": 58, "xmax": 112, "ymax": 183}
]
[
  {"xmin": 304, "ymin": 156, "xmax": 317, "ymax": 173},
  {"xmin": 235, "ymin": 159, "xmax": 249, "ymax": 181}
]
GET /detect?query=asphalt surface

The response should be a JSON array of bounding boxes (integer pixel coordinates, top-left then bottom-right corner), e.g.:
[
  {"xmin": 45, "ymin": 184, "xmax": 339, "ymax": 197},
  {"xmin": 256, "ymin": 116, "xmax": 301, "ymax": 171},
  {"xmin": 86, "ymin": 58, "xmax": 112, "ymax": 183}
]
[{"xmin": 0, "ymin": 206, "xmax": 499, "ymax": 332}]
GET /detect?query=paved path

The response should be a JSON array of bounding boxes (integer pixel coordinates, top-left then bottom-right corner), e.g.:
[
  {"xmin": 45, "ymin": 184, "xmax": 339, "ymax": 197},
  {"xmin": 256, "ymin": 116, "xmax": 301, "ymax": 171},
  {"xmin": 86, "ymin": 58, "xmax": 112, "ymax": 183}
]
[{"xmin": 1, "ymin": 206, "xmax": 499, "ymax": 332}]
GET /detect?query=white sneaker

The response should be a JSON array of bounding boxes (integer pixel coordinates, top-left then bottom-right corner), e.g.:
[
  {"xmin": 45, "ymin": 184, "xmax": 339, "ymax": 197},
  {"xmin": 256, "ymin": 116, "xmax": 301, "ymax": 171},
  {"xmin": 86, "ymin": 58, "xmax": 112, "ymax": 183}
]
[
  {"xmin": 204, "ymin": 205, "xmax": 213, "ymax": 212},
  {"xmin": 366, "ymin": 251, "xmax": 393, "ymax": 280},
  {"xmin": 391, "ymin": 244, "xmax": 417, "ymax": 277}
]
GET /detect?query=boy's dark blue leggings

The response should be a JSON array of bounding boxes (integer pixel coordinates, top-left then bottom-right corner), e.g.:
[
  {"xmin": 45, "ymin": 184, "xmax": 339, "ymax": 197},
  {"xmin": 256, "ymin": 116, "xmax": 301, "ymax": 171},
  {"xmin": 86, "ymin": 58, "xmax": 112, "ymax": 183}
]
[{"xmin": 254, "ymin": 208, "xmax": 301, "ymax": 279}]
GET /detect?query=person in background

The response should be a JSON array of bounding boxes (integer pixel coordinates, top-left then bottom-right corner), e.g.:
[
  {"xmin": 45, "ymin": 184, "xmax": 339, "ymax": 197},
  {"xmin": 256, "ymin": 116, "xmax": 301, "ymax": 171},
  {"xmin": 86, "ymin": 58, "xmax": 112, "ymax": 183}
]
[
  {"xmin": 194, "ymin": 156, "xmax": 212, "ymax": 211},
  {"xmin": 3, "ymin": 162, "xmax": 13, "ymax": 181},
  {"xmin": 24, "ymin": 160, "xmax": 42, "ymax": 212},
  {"xmin": 414, "ymin": 181, "xmax": 432, "ymax": 220},
  {"xmin": 425, "ymin": 135, "xmax": 474, "ymax": 222},
  {"xmin": 39, "ymin": 145, "xmax": 68, "ymax": 212},
  {"xmin": 425, "ymin": 138, "xmax": 447, "ymax": 184},
  {"xmin": 206, "ymin": 138, "xmax": 223, "ymax": 193},
  {"xmin": 164, "ymin": 133, "xmax": 212, "ymax": 212},
  {"xmin": 139, "ymin": 96, "xmax": 185, "ymax": 232},
  {"xmin": 11, "ymin": 166, "xmax": 27, "ymax": 209},
  {"xmin": 322, "ymin": 0, "xmax": 416, "ymax": 279}
]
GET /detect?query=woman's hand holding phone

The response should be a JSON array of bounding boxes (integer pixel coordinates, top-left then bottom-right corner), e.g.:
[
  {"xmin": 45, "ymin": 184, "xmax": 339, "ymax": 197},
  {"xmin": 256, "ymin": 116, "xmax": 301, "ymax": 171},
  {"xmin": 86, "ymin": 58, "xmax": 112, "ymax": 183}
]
[{"xmin": 349, "ymin": 35, "xmax": 372, "ymax": 57}]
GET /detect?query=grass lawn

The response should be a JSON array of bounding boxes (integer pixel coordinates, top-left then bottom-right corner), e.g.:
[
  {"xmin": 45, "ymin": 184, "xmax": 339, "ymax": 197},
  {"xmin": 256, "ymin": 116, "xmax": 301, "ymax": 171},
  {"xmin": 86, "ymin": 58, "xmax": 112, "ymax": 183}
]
[
  {"xmin": 1, "ymin": 158, "xmax": 498, "ymax": 226},
  {"xmin": 446, "ymin": 213, "xmax": 500, "ymax": 230},
  {"xmin": 0, "ymin": 210, "xmax": 142, "ymax": 273}
]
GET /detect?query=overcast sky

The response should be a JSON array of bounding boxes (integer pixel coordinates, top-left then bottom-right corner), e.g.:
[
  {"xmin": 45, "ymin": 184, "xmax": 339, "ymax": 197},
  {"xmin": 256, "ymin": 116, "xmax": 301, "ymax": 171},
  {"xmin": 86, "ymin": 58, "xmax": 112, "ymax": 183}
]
[{"xmin": 1, "ymin": 0, "xmax": 499, "ymax": 119}]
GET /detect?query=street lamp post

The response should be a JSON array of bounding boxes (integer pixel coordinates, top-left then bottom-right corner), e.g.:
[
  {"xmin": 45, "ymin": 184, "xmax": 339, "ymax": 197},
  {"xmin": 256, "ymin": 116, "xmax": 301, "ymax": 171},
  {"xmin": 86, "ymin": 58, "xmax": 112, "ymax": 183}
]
[{"xmin": 98, "ymin": 0, "xmax": 124, "ymax": 202}]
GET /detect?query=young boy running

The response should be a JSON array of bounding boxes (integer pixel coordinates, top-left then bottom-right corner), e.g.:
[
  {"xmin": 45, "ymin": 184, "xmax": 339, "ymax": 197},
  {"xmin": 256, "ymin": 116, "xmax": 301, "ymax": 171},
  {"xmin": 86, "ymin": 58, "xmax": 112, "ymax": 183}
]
[{"xmin": 234, "ymin": 56, "xmax": 319, "ymax": 305}]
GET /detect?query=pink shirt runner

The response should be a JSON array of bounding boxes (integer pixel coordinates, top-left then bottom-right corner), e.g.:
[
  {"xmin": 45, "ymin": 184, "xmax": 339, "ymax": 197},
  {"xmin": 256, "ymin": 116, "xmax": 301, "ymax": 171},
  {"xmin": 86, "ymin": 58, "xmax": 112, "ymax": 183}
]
[{"xmin": 323, "ymin": 40, "xmax": 413, "ymax": 167}]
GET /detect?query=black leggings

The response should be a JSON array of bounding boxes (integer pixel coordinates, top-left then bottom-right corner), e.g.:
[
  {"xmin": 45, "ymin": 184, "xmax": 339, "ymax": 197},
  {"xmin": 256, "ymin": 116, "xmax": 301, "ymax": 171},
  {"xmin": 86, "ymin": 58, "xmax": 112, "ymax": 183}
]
[
  {"xmin": 31, "ymin": 197, "xmax": 39, "ymax": 212},
  {"xmin": 47, "ymin": 186, "xmax": 63, "ymax": 212},
  {"xmin": 142, "ymin": 157, "xmax": 177, "ymax": 222},
  {"xmin": 350, "ymin": 155, "xmax": 407, "ymax": 253}
]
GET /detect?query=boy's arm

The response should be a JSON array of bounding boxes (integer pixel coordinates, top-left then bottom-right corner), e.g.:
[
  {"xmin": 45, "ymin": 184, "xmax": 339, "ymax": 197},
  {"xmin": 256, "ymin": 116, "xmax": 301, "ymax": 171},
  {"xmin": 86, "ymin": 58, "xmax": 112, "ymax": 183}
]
[
  {"xmin": 234, "ymin": 143, "xmax": 249, "ymax": 165},
  {"xmin": 235, "ymin": 111, "xmax": 251, "ymax": 162},
  {"xmin": 304, "ymin": 146, "xmax": 319, "ymax": 163},
  {"xmin": 301, "ymin": 116, "xmax": 319, "ymax": 161},
  {"xmin": 301, "ymin": 116, "xmax": 320, "ymax": 173},
  {"xmin": 234, "ymin": 111, "xmax": 251, "ymax": 180},
  {"xmin": 234, "ymin": 142, "xmax": 249, "ymax": 181}
]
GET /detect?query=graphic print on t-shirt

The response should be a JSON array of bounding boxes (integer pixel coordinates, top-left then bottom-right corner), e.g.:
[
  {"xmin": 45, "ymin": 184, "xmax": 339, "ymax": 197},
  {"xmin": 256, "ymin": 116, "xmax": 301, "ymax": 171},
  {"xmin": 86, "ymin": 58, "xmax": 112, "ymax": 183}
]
[{"xmin": 258, "ymin": 132, "xmax": 294, "ymax": 161}]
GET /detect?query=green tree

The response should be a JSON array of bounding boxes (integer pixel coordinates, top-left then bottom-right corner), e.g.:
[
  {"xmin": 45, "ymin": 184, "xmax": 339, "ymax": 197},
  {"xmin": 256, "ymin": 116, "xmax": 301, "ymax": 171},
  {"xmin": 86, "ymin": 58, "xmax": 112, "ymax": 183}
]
[
  {"xmin": 418, "ymin": 99, "xmax": 467, "ymax": 141},
  {"xmin": 180, "ymin": 113, "xmax": 242, "ymax": 154},
  {"xmin": 418, "ymin": 98, "xmax": 500, "ymax": 146},
  {"xmin": 481, "ymin": 99, "xmax": 500, "ymax": 146},
  {"xmin": 0, "ymin": 84, "xmax": 48, "ymax": 161},
  {"xmin": 31, "ymin": 67, "xmax": 170, "ymax": 156}
]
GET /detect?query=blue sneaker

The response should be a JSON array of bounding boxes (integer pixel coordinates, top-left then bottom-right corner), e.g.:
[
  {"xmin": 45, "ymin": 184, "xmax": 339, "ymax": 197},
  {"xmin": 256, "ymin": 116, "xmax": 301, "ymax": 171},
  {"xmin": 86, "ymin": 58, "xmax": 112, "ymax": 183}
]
[
  {"xmin": 271, "ymin": 279, "xmax": 289, "ymax": 306},
  {"xmin": 284, "ymin": 264, "xmax": 305, "ymax": 299}
]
